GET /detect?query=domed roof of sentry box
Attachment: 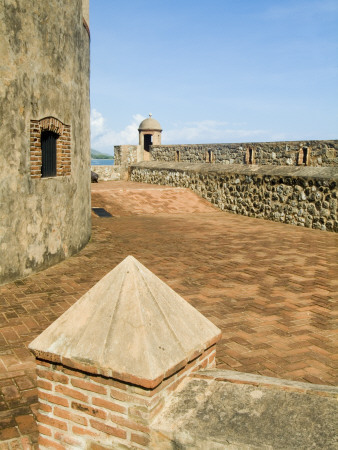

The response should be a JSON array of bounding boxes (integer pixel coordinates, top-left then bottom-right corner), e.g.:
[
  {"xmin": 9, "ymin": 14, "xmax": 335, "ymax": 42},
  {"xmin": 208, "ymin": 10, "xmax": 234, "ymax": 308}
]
[
  {"xmin": 138, "ymin": 114, "xmax": 162, "ymax": 131},
  {"xmin": 29, "ymin": 256, "xmax": 221, "ymax": 389}
]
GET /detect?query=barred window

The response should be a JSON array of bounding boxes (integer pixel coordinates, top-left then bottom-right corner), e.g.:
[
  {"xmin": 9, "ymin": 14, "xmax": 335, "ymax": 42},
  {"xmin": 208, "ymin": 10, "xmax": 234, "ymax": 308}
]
[{"xmin": 41, "ymin": 130, "xmax": 58, "ymax": 177}]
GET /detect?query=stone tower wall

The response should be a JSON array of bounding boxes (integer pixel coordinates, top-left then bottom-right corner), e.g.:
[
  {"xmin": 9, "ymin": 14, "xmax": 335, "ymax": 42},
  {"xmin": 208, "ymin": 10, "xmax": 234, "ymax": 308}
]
[{"xmin": 0, "ymin": 0, "xmax": 91, "ymax": 284}]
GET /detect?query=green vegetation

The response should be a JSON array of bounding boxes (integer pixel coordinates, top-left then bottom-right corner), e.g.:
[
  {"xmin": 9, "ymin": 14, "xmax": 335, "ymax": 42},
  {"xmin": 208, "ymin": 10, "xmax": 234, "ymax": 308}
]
[{"xmin": 91, "ymin": 148, "xmax": 114, "ymax": 159}]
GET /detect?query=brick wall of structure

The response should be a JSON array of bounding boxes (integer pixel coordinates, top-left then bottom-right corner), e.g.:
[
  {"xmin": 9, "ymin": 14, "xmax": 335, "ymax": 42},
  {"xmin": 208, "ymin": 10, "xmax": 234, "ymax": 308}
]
[
  {"xmin": 35, "ymin": 345, "xmax": 216, "ymax": 449},
  {"xmin": 130, "ymin": 162, "xmax": 338, "ymax": 232},
  {"xmin": 30, "ymin": 117, "xmax": 71, "ymax": 179},
  {"xmin": 150, "ymin": 140, "xmax": 338, "ymax": 167}
]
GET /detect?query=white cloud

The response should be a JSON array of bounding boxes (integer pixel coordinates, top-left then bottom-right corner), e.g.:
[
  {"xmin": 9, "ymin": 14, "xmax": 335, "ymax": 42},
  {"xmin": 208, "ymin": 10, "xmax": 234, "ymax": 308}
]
[
  {"xmin": 90, "ymin": 110, "xmax": 145, "ymax": 153},
  {"xmin": 162, "ymin": 120, "xmax": 267, "ymax": 144},
  {"xmin": 91, "ymin": 112, "xmax": 273, "ymax": 150},
  {"xmin": 90, "ymin": 109, "xmax": 105, "ymax": 139}
]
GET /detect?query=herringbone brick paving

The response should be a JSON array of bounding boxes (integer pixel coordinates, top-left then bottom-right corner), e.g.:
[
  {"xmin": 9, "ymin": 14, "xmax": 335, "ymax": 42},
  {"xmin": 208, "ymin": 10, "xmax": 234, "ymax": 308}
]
[{"xmin": 0, "ymin": 181, "xmax": 337, "ymax": 447}]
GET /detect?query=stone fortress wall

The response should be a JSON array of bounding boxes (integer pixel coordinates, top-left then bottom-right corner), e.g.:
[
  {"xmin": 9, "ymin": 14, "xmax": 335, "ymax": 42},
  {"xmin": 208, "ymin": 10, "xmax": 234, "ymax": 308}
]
[
  {"xmin": 125, "ymin": 139, "xmax": 338, "ymax": 232},
  {"xmin": 114, "ymin": 145, "xmax": 141, "ymax": 167},
  {"xmin": 0, "ymin": 0, "xmax": 91, "ymax": 285},
  {"xmin": 94, "ymin": 144, "xmax": 141, "ymax": 181},
  {"xmin": 150, "ymin": 140, "xmax": 338, "ymax": 166},
  {"xmin": 91, "ymin": 165, "xmax": 121, "ymax": 181},
  {"xmin": 109, "ymin": 139, "xmax": 338, "ymax": 231},
  {"xmin": 130, "ymin": 162, "xmax": 337, "ymax": 232}
]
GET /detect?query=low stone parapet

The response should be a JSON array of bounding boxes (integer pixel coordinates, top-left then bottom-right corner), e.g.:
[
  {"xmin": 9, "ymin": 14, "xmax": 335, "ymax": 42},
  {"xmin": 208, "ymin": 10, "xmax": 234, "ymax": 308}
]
[
  {"xmin": 90, "ymin": 165, "xmax": 121, "ymax": 181},
  {"xmin": 151, "ymin": 369, "xmax": 338, "ymax": 449},
  {"xmin": 130, "ymin": 162, "xmax": 338, "ymax": 232}
]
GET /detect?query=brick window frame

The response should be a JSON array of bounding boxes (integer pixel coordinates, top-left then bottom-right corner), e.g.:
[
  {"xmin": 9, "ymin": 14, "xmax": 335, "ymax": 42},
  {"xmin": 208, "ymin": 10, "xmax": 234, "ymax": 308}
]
[{"xmin": 30, "ymin": 117, "xmax": 71, "ymax": 178}]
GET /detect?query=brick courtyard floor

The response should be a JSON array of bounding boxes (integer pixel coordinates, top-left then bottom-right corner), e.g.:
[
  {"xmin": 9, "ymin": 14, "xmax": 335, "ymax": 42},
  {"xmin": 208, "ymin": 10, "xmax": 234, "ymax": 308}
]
[{"xmin": 1, "ymin": 180, "xmax": 337, "ymax": 447}]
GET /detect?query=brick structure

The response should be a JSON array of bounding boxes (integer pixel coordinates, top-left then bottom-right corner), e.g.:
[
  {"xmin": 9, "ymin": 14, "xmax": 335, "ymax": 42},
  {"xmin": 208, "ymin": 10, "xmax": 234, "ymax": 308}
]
[
  {"xmin": 30, "ymin": 117, "xmax": 71, "ymax": 179},
  {"xmin": 29, "ymin": 256, "xmax": 221, "ymax": 448},
  {"xmin": 33, "ymin": 348, "xmax": 216, "ymax": 449}
]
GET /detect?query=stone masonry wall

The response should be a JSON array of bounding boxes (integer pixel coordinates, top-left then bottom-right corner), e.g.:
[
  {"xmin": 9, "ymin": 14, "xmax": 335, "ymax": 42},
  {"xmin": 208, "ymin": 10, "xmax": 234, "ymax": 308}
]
[
  {"xmin": 130, "ymin": 162, "xmax": 338, "ymax": 232},
  {"xmin": 91, "ymin": 165, "xmax": 121, "ymax": 181},
  {"xmin": 150, "ymin": 140, "xmax": 338, "ymax": 167},
  {"xmin": 114, "ymin": 145, "xmax": 139, "ymax": 166},
  {"xmin": 35, "ymin": 345, "xmax": 216, "ymax": 449},
  {"xmin": 114, "ymin": 145, "xmax": 141, "ymax": 180}
]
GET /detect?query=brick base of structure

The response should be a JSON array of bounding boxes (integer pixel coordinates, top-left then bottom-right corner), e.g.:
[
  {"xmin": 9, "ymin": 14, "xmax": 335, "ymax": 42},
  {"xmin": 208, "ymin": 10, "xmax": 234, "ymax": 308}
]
[{"xmin": 36, "ymin": 345, "xmax": 216, "ymax": 449}]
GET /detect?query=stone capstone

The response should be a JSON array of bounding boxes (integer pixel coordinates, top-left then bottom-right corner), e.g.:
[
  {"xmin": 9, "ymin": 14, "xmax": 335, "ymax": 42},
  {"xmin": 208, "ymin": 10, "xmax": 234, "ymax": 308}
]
[{"xmin": 29, "ymin": 256, "xmax": 221, "ymax": 388}]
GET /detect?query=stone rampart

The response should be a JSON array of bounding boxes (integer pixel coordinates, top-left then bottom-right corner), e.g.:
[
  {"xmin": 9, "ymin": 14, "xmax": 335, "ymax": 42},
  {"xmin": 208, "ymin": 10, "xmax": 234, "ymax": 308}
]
[
  {"xmin": 151, "ymin": 369, "xmax": 338, "ymax": 449},
  {"xmin": 113, "ymin": 145, "xmax": 142, "ymax": 180},
  {"xmin": 150, "ymin": 140, "xmax": 338, "ymax": 167},
  {"xmin": 114, "ymin": 145, "xmax": 141, "ymax": 166},
  {"xmin": 91, "ymin": 165, "xmax": 121, "ymax": 181},
  {"xmin": 130, "ymin": 162, "xmax": 338, "ymax": 232}
]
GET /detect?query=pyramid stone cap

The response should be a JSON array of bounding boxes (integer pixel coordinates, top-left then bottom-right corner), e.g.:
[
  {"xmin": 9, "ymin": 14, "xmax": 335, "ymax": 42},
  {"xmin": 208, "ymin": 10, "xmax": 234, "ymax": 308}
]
[
  {"xmin": 29, "ymin": 256, "xmax": 221, "ymax": 389},
  {"xmin": 138, "ymin": 115, "xmax": 162, "ymax": 132}
]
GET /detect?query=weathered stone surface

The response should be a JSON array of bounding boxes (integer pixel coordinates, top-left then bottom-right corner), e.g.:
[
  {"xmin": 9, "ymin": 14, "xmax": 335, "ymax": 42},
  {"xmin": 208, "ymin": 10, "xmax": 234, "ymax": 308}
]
[
  {"xmin": 130, "ymin": 162, "xmax": 338, "ymax": 231},
  {"xmin": 29, "ymin": 256, "xmax": 221, "ymax": 388},
  {"xmin": 114, "ymin": 145, "xmax": 142, "ymax": 179},
  {"xmin": 114, "ymin": 145, "xmax": 140, "ymax": 166},
  {"xmin": 90, "ymin": 165, "xmax": 121, "ymax": 181},
  {"xmin": 0, "ymin": 1, "xmax": 91, "ymax": 284},
  {"xmin": 151, "ymin": 371, "xmax": 338, "ymax": 449}
]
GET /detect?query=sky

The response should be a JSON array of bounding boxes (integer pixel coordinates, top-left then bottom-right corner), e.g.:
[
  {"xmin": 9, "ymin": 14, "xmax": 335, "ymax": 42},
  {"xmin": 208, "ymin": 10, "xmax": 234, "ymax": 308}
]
[{"xmin": 90, "ymin": 0, "xmax": 338, "ymax": 155}]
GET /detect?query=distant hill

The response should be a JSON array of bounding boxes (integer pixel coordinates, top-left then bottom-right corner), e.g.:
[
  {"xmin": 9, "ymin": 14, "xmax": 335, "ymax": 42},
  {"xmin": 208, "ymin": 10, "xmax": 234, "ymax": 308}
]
[{"xmin": 91, "ymin": 148, "xmax": 114, "ymax": 159}]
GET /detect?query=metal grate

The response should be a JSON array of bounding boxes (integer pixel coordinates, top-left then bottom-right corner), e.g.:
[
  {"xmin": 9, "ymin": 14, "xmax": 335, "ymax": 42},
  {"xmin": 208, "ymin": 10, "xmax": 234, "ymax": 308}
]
[
  {"xmin": 41, "ymin": 130, "xmax": 57, "ymax": 177},
  {"xmin": 92, "ymin": 207, "xmax": 112, "ymax": 217}
]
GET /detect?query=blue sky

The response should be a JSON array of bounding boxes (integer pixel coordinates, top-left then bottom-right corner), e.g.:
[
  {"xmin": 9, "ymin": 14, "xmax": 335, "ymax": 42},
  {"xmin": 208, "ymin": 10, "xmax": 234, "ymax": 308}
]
[{"xmin": 90, "ymin": 0, "xmax": 338, "ymax": 154}]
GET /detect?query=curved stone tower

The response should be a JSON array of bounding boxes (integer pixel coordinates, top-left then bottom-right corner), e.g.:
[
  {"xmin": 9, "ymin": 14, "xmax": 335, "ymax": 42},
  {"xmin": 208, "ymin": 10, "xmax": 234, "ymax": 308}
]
[
  {"xmin": 138, "ymin": 114, "xmax": 162, "ymax": 160},
  {"xmin": 0, "ymin": 1, "xmax": 91, "ymax": 284}
]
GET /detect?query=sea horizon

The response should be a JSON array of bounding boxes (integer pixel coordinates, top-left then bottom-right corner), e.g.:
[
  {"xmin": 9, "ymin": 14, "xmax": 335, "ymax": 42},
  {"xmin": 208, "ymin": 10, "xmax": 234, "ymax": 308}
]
[{"xmin": 91, "ymin": 159, "xmax": 114, "ymax": 166}]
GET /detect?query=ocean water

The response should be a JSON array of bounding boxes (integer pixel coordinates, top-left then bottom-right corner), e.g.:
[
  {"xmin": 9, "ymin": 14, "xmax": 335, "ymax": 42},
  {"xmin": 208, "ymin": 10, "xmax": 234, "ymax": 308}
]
[{"xmin": 91, "ymin": 159, "xmax": 114, "ymax": 166}]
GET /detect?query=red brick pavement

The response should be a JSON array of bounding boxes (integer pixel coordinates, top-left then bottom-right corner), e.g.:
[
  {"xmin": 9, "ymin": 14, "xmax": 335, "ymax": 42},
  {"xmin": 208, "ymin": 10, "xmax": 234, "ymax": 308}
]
[{"xmin": 1, "ymin": 181, "xmax": 337, "ymax": 446}]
